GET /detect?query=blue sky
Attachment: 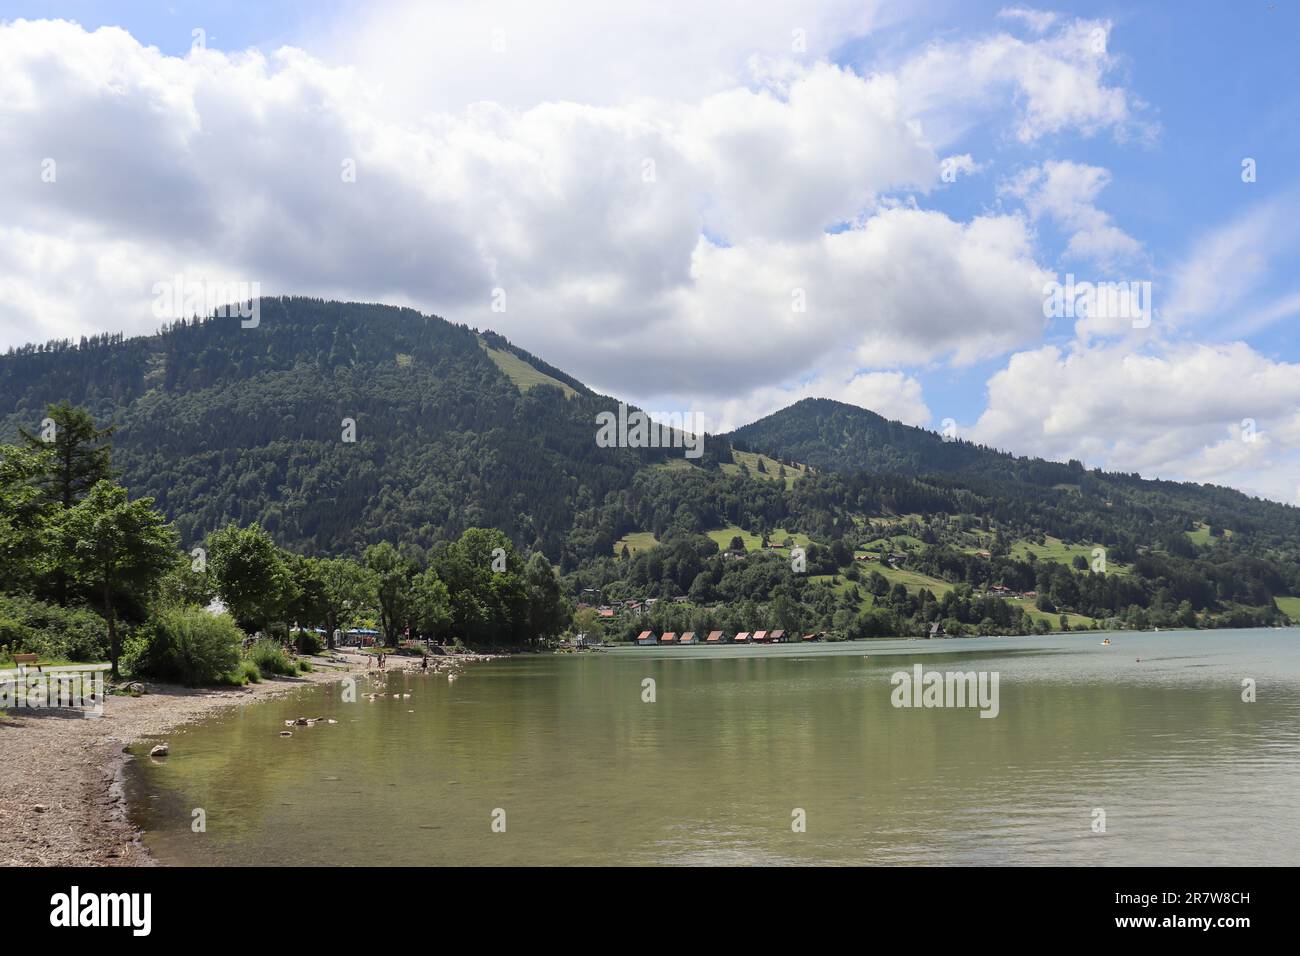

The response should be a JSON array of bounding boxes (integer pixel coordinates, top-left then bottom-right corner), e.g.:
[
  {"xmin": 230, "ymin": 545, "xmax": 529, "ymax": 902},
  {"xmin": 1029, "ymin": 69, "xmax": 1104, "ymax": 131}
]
[{"xmin": 1, "ymin": 1, "xmax": 1298, "ymax": 500}]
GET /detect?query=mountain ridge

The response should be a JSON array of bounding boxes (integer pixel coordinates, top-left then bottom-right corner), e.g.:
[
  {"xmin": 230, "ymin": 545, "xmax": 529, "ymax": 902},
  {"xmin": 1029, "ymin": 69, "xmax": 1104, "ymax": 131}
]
[{"xmin": 2, "ymin": 297, "xmax": 1297, "ymax": 574}]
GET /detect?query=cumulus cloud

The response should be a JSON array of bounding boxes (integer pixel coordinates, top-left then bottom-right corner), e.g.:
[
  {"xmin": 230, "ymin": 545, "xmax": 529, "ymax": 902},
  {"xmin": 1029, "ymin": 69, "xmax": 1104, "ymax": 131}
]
[
  {"xmin": 0, "ymin": 18, "xmax": 1061, "ymax": 402},
  {"xmin": 897, "ymin": 16, "xmax": 1152, "ymax": 145},
  {"xmin": 318, "ymin": 0, "xmax": 887, "ymax": 115},
  {"xmin": 1002, "ymin": 160, "xmax": 1143, "ymax": 270},
  {"xmin": 971, "ymin": 341, "xmax": 1300, "ymax": 502},
  {"xmin": 2, "ymin": 9, "xmax": 1197, "ymax": 479}
]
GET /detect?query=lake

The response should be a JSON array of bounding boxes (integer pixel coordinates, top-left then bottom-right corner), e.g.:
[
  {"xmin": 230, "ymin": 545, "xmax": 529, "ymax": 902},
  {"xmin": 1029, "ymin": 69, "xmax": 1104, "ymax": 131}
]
[{"xmin": 126, "ymin": 629, "xmax": 1300, "ymax": 865}]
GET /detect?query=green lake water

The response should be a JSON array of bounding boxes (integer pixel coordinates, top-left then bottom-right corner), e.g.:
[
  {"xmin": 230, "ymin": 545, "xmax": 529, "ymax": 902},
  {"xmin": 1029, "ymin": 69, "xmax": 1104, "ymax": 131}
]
[{"xmin": 125, "ymin": 630, "xmax": 1300, "ymax": 865}]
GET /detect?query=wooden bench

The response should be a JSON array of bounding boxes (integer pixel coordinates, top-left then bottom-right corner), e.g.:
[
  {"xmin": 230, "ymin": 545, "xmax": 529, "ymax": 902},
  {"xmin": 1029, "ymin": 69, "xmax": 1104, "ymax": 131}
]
[{"xmin": 11, "ymin": 653, "xmax": 40, "ymax": 671}]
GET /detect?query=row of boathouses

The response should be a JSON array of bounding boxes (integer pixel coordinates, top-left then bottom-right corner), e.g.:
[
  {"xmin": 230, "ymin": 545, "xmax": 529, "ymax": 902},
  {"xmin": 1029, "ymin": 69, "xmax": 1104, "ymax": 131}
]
[{"xmin": 635, "ymin": 629, "xmax": 825, "ymax": 646}]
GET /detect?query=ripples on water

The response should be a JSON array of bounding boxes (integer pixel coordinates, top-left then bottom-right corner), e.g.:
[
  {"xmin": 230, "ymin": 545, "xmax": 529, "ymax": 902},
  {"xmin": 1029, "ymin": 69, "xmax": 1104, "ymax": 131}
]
[{"xmin": 127, "ymin": 629, "xmax": 1300, "ymax": 866}]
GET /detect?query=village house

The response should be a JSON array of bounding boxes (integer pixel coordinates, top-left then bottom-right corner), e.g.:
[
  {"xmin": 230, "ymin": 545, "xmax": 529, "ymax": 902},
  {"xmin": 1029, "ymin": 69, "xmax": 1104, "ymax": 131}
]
[
  {"xmin": 734, "ymin": 631, "xmax": 750, "ymax": 643},
  {"xmin": 679, "ymin": 631, "xmax": 697, "ymax": 644},
  {"xmin": 636, "ymin": 630, "xmax": 656, "ymax": 646},
  {"xmin": 705, "ymin": 630, "xmax": 724, "ymax": 644},
  {"xmin": 659, "ymin": 631, "xmax": 678, "ymax": 644}
]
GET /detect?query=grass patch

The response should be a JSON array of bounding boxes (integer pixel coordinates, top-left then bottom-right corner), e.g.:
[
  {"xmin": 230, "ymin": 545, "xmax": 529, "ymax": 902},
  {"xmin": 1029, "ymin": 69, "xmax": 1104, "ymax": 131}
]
[
  {"xmin": 871, "ymin": 563, "xmax": 954, "ymax": 597},
  {"xmin": 705, "ymin": 526, "xmax": 813, "ymax": 551},
  {"xmin": 1274, "ymin": 595, "xmax": 1300, "ymax": 621},
  {"xmin": 1009, "ymin": 598, "xmax": 1095, "ymax": 629},
  {"xmin": 613, "ymin": 530, "xmax": 660, "ymax": 556},
  {"xmin": 651, "ymin": 458, "xmax": 698, "ymax": 473},
  {"xmin": 721, "ymin": 449, "xmax": 808, "ymax": 487},
  {"xmin": 1009, "ymin": 535, "xmax": 1130, "ymax": 574},
  {"xmin": 480, "ymin": 340, "xmax": 577, "ymax": 398}
]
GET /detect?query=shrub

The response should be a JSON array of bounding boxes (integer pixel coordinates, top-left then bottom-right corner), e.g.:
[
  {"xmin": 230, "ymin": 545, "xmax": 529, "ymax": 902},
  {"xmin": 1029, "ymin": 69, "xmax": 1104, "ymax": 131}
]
[
  {"xmin": 294, "ymin": 629, "xmax": 324, "ymax": 655},
  {"xmin": 124, "ymin": 607, "xmax": 243, "ymax": 686},
  {"xmin": 246, "ymin": 638, "xmax": 296, "ymax": 677},
  {"xmin": 0, "ymin": 595, "xmax": 109, "ymax": 663},
  {"xmin": 238, "ymin": 659, "xmax": 262, "ymax": 683},
  {"xmin": 297, "ymin": 659, "xmax": 313, "ymax": 673},
  {"xmin": 213, "ymin": 658, "xmax": 263, "ymax": 686}
]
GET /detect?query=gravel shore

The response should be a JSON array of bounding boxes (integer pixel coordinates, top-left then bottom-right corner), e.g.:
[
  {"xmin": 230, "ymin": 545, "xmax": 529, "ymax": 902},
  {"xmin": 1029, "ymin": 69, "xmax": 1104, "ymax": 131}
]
[{"xmin": 0, "ymin": 651, "xmax": 449, "ymax": 866}]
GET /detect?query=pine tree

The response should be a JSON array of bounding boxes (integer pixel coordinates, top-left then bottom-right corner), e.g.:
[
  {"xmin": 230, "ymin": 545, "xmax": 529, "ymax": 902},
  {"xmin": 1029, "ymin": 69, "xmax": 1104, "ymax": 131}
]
[{"xmin": 19, "ymin": 401, "xmax": 116, "ymax": 509}]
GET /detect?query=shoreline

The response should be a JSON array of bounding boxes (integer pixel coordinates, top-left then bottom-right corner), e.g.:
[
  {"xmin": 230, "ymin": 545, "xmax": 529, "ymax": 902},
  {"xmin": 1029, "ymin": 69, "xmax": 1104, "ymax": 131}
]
[{"xmin": 0, "ymin": 650, "xmax": 496, "ymax": 866}]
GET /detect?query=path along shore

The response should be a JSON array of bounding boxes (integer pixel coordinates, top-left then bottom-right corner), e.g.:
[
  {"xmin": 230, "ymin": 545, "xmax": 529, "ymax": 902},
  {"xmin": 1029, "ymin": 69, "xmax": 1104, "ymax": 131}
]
[{"xmin": 0, "ymin": 650, "xmax": 495, "ymax": 866}]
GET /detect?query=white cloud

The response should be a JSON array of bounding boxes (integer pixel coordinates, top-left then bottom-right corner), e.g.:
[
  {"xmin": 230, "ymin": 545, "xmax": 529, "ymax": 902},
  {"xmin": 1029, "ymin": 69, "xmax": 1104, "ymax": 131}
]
[
  {"xmin": 997, "ymin": 7, "xmax": 1059, "ymax": 35},
  {"xmin": 1164, "ymin": 198, "xmax": 1300, "ymax": 332},
  {"xmin": 897, "ymin": 16, "xmax": 1151, "ymax": 145},
  {"xmin": 972, "ymin": 340, "xmax": 1300, "ymax": 502},
  {"xmin": 319, "ymin": 0, "xmax": 886, "ymax": 115},
  {"xmin": 1002, "ymin": 160, "xmax": 1143, "ymax": 270},
  {"xmin": 0, "ymin": 18, "xmax": 1056, "ymax": 404}
]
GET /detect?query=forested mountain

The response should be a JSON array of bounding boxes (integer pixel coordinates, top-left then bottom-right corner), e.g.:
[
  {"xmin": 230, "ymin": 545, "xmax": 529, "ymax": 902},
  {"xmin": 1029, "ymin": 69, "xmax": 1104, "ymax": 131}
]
[
  {"xmin": 0, "ymin": 298, "xmax": 693, "ymax": 563},
  {"xmin": 728, "ymin": 397, "xmax": 1003, "ymax": 476},
  {"xmin": 726, "ymin": 397, "xmax": 1300, "ymax": 541},
  {"xmin": 4, "ymin": 297, "xmax": 1299, "ymax": 640}
]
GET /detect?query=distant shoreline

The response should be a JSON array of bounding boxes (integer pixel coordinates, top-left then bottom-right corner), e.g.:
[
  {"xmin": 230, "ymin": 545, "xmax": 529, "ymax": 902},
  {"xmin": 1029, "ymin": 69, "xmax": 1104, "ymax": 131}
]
[{"xmin": 604, "ymin": 624, "xmax": 1300, "ymax": 648}]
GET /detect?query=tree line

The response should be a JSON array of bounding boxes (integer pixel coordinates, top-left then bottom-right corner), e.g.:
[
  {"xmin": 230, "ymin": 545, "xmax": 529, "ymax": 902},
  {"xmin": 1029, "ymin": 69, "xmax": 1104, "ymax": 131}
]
[{"xmin": 0, "ymin": 402, "xmax": 572, "ymax": 681}]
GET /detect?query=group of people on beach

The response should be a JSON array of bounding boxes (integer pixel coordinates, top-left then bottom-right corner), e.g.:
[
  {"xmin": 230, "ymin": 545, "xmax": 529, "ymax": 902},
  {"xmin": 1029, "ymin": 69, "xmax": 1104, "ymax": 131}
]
[{"xmin": 370, "ymin": 651, "xmax": 434, "ymax": 673}]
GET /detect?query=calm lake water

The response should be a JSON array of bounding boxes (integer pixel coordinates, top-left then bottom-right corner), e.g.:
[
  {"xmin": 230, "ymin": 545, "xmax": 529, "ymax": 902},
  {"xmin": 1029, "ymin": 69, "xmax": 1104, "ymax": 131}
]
[{"xmin": 126, "ymin": 629, "xmax": 1300, "ymax": 865}]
